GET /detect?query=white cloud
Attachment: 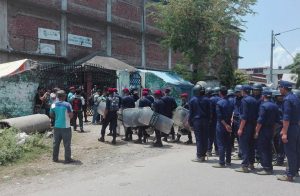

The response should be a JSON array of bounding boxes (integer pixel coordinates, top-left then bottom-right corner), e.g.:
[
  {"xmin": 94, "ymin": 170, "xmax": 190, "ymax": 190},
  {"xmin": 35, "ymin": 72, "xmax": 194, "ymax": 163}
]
[{"xmin": 273, "ymin": 47, "xmax": 300, "ymax": 68}]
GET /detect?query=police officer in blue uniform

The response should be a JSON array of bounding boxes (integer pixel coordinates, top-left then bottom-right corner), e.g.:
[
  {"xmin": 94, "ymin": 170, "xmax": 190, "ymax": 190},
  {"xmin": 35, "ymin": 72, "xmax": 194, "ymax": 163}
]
[
  {"xmin": 189, "ymin": 85, "xmax": 211, "ymax": 162},
  {"xmin": 143, "ymin": 88, "xmax": 155, "ymax": 104},
  {"xmin": 212, "ymin": 86, "xmax": 234, "ymax": 168},
  {"xmin": 135, "ymin": 91, "xmax": 152, "ymax": 144},
  {"xmin": 252, "ymin": 83, "xmax": 263, "ymax": 104},
  {"xmin": 272, "ymin": 90, "xmax": 285, "ymax": 166},
  {"xmin": 208, "ymin": 87, "xmax": 221, "ymax": 156},
  {"xmin": 152, "ymin": 90, "xmax": 166, "ymax": 147},
  {"xmin": 121, "ymin": 88, "xmax": 136, "ymax": 141},
  {"xmin": 231, "ymin": 85, "xmax": 243, "ymax": 160},
  {"xmin": 236, "ymin": 85, "xmax": 258, "ymax": 173},
  {"xmin": 98, "ymin": 88, "xmax": 121, "ymax": 145},
  {"xmin": 162, "ymin": 88, "xmax": 178, "ymax": 141},
  {"xmin": 254, "ymin": 89, "xmax": 280, "ymax": 175},
  {"xmin": 277, "ymin": 81, "xmax": 300, "ymax": 182}
]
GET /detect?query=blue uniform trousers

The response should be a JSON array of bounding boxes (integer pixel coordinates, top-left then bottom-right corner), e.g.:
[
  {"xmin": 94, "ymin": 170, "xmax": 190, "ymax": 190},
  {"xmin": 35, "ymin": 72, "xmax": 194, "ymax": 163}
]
[
  {"xmin": 274, "ymin": 124, "xmax": 285, "ymax": 164},
  {"xmin": 208, "ymin": 120, "xmax": 218, "ymax": 153},
  {"xmin": 239, "ymin": 122, "xmax": 255, "ymax": 167},
  {"xmin": 284, "ymin": 124, "xmax": 300, "ymax": 177},
  {"xmin": 232, "ymin": 117, "xmax": 242, "ymax": 157},
  {"xmin": 257, "ymin": 126, "xmax": 273, "ymax": 170},
  {"xmin": 193, "ymin": 119, "xmax": 209, "ymax": 158},
  {"xmin": 216, "ymin": 122, "xmax": 232, "ymax": 165}
]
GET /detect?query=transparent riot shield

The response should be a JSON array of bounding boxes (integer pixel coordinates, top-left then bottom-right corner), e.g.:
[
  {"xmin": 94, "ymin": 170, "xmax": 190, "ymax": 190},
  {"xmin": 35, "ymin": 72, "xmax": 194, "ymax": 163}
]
[
  {"xmin": 150, "ymin": 113, "xmax": 174, "ymax": 135},
  {"xmin": 122, "ymin": 108, "xmax": 144, "ymax": 128},
  {"xmin": 173, "ymin": 106, "xmax": 189, "ymax": 127},
  {"xmin": 138, "ymin": 107, "xmax": 154, "ymax": 126},
  {"xmin": 97, "ymin": 102, "xmax": 106, "ymax": 115}
]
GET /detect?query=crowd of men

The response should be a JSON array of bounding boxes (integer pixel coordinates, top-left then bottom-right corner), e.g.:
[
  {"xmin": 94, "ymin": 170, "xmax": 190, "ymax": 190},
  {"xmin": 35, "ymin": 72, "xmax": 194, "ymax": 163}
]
[
  {"xmin": 47, "ymin": 80, "xmax": 300, "ymax": 182},
  {"xmin": 189, "ymin": 81, "xmax": 300, "ymax": 182}
]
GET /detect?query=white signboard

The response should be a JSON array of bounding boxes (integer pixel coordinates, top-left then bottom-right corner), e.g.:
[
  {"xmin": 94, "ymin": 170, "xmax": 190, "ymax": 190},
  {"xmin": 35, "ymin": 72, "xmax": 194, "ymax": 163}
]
[
  {"xmin": 39, "ymin": 43, "xmax": 56, "ymax": 55},
  {"xmin": 38, "ymin": 28, "xmax": 60, "ymax": 41},
  {"xmin": 68, "ymin": 34, "xmax": 92, "ymax": 48}
]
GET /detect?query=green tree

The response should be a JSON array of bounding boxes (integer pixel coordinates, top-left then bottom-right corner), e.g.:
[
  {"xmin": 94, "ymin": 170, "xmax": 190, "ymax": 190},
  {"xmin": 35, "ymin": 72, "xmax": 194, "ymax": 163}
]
[
  {"xmin": 286, "ymin": 53, "xmax": 300, "ymax": 87},
  {"xmin": 234, "ymin": 70, "xmax": 248, "ymax": 85},
  {"xmin": 172, "ymin": 64, "xmax": 193, "ymax": 81},
  {"xmin": 218, "ymin": 51, "xmax": 235, "ymax": 88},
  {"xmin": 151, "ymin": 0, "xmax": 256, "ymax": 68}
]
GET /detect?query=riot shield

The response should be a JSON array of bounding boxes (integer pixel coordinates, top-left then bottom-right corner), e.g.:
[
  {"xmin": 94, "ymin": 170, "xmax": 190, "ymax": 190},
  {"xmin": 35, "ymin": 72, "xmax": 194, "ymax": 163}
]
[
  {"xmin": 150, "ymin": 113, "xmax": 174, "ymax": 135},
  {"xmin": 122, "ymin": 108, "xmax": 145, "ymax": 128},
  {"xmin": 173, "ymin": 106, "xmax": 189, "ymax": 127},
  {"xmin": 97, "ymin": 102, "xmax": 106, "ymax": 115},
  {"xmin": 137, "ymin": 107, "xmax": 154, "ymax": 126}
]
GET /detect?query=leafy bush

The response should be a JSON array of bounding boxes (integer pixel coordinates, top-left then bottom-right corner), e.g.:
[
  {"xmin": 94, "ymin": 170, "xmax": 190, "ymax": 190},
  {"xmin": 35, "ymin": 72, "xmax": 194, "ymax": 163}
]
[{"xmin": 0, "ymin": 128, "xmax": 49, "ymax": 166}]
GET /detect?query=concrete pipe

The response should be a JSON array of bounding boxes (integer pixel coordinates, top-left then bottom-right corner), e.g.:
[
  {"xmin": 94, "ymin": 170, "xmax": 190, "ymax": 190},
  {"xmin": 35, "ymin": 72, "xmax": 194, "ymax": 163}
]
[{"xmin": 0, "ymin": 114, "xmax": 51, "ymax": 134}]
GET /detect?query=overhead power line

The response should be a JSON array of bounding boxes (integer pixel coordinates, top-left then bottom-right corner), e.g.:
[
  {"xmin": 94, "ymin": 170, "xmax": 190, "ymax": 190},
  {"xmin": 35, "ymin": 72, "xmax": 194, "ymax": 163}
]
[{"xmin": 274, "ymin": 37, "xmax": 295, "ymax": 60}]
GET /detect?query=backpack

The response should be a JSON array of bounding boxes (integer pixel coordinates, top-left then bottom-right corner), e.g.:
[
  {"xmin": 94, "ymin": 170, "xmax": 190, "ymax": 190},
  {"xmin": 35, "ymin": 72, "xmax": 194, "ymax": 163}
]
[
  {"xmin": 108, "ymin": 96, "xmax": 120, "ymax": 111},
  {"xmin": 72, "ymin": 98, "xmax": 82, "ymax": 111}
]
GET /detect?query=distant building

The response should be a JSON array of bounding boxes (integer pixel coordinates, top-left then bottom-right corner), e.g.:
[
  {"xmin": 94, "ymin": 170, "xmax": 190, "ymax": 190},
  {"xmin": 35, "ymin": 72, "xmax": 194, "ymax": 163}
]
[{"xmin": 239, "ymin": 66, "xmax": 297, "ymax": 87}]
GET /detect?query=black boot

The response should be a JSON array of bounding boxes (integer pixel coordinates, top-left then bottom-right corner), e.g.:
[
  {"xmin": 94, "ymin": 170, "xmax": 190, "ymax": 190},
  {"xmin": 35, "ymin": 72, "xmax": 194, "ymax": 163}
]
[{"xmin": 111, "ymin": 138, "xmax": 116, "ymax": 145}]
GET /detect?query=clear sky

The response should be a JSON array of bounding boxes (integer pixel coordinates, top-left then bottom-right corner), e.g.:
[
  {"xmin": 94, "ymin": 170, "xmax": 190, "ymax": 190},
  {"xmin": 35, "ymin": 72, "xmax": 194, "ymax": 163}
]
[{"xmin": 239, "ymin": 0, "xmax": 300, "ymax": 69}]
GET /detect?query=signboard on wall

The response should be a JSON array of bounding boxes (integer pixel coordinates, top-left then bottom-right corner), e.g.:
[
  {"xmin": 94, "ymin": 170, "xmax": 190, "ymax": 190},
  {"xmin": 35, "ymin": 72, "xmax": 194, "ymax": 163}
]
[
  {"xmin": 39, "ymin": 43, "xmax": 56, "ymax": 55},
  {"xmin": 68, "ymin": 34, "xmax": 92, "ymax": 48},
  {"xmin": 38, "ymin": 28, "xmax": 60, "ymax": 41}
]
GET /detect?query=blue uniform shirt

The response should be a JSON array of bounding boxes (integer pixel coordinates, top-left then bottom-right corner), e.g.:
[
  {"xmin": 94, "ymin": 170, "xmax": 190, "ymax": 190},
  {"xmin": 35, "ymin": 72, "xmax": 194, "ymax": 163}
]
[
  {"xmin": 139, "ymin": 97, "xmax": 152, "ymax": 108},
  {"xmin": 122, "ymin": 95, "xmax": 135, "ymax": 109},
  {"xmin": 162, "ymin": 96, "xmax": 178, "ymax": 118},
  {"xmin": 145, "ymin": 95, "xmax": 154, "ymax": 104},
  {"xmin": 188, "ymin": 96, "xmax": 211, "ymax": 125},
  {"xmin": 233, "ymin": 96, "xmax": 242, "ymax": 117},
  {"xmin": 282, "ymin": 92, "xmax": 300, "ymax": 124},
  {"xmin": 257, "ymin": 101, "xmax": 280, "ymax": 127},
  {"xmin": 210, "ymin": 96, "xmax": 221, "ymax": 121},
  {"xmin": 240, "ymin": 95, "xmax": 258, "ymax": 122},
  {"xmin": 216, "ymin": 97, "xmax": 234, "ymax": 124},
  {"xmin": 153, "ymin": 98, "xmax": 167, "ymax": 116}
]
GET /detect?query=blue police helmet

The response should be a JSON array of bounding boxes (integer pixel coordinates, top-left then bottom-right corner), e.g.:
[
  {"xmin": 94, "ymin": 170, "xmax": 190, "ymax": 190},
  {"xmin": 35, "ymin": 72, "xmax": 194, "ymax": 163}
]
[
  {"xmin": 272, "ymin": 90, "xmax": 282, "ymax": 97},
  {"xmin": 278, "ymin": 80, "xmax": 293, "ymax": 89},
  {"xmin": 234, "ymin": 85, "xmax": 243, "ymax": 93},
  {"xmin": 212, "ymin": 87, "xmax": 220, "ymax": 95},
  {"xmin": 241, "ymin": 85, "xmax": 252, "ymax": 92},
  {"xmin": 227, "ymin": 89, "xmax": 234, "ymax": 96},
  {"xmin": 252, "ymin": 83, "xmax": 263, "ymax": 91},
  {"xmin": 262, "ymin": 89, "xmax": 272, "ymax": 97},
  {"xmin": 205, "ymin": 87, "xmax": 213, "ymax": 95},
  {"xmin": 193, "ymin": 85, "xmax": 205, "ymax": 96}
]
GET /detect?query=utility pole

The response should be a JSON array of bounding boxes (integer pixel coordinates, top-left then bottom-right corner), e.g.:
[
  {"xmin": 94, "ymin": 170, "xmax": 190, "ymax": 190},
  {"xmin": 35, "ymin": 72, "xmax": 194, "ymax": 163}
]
[{"xmin": 270, "ymin": 30, "xmax": 275, "ymax": 83}]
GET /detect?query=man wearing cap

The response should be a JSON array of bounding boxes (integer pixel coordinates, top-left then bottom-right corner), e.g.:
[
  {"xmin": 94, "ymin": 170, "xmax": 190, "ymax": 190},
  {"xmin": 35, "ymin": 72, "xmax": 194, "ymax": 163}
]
[
  {"xmin": 254, "ymin": 89, "xmax": 280, "ymax": 175},
  {"xmin": 231, "ymin": 85, "xmax": 243, "ymax": 160},
  {"xmin": 208, "ymin": 87, "xmax": 221, "ymax": 156},
  {"xmin": 121, "ymin": 88, "xmax": 136, "ymax": 141},
  {"xmin": 135, "ymin": 91, "xmax": 152, "ymax": 144},
  {"xmin": 162, "ymin": 88, "xmax": 178, "ymax": 141},
  {"xmin": 236, "ymin": 85, "xmax": 258, "ymax": 173},
  {"xmin": 189, "ymin": 85, "xmax": 211, "ymax": 162},
  {"xmin": 272, "ymin": 90, "xmax": 285, "ymax": 166},
  {"xmin": 143, "ymin": 88, "xmax": 154, "ymax": 104},
  {"xmin": 174, "ymin": 93, "xmax": 193, "ymax": 144},
  {"xmin": 98, "ymin": 88, "xmax": 120, "ymax": 145},
  {"xmin": 212, "ymin": 87, "xmax": 234, "ymax": 168},
  {"xmin": 152, "ymin": 90, "xmax": 166, "ymax": 147},
  {"xmin": 277, "ymin": 80, "xmax": 300, "ymax": 182}
]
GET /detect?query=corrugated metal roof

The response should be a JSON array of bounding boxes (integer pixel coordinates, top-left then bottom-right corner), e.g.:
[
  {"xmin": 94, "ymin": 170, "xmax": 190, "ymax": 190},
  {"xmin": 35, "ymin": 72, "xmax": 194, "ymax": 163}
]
[
  {"xmin": 0, "ymin": 59, "xmax": 34, "ymax": 78},
  {"xmin": 83, "ymin": 56, "xmax": 137, "ymax": 72}
]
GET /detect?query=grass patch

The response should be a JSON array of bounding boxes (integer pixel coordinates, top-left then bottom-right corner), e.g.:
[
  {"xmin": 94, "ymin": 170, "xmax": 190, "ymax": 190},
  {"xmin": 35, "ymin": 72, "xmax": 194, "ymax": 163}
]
[{"xmin": 0, "ymin": 128, "xmax": 50, "ymax": 166}]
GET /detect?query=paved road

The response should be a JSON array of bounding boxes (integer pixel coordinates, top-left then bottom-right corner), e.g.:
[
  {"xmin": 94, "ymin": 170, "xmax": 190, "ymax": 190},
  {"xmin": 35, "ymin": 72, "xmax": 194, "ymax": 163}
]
[{"xmin": 1, "ymin": 144, "xmax": 299, "ymax": 196}]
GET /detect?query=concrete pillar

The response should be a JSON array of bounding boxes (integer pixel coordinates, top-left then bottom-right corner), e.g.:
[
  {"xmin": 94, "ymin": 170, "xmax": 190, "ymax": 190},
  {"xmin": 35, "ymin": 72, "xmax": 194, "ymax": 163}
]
[
  {"xmin": 106, "ymin": 0, "xmax": 112, "ymax": 56},
  {"xmin": 168, "ymin": 47, "xmax": 172, "ymax": 70},
  {"xmin": 60, "ymin": 0, "xmax": 67, "ymax": 57},
  {"xmin": 0, "ymin": 0, "xmax": 8, "ymax": 50},
  {"xmin": 141, "ymin": 0, "xmax": 146, "ymax": 68}
]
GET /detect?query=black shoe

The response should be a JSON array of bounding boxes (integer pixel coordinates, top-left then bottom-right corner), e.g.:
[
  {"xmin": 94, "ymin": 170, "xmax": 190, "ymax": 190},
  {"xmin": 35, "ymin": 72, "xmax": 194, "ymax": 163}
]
[
  {"xmin": 116, "ymin": 133, "xmax": 120, "ymax": 137},
  {"xmin": 153, "ymin": 142, "xmax": 163, "ymax": 147},
  {"xmin": 80, "ymin": 128, "xmax": 84, "ymax": 132},
  {"xmin": 111, "ymin": 139, "xmax": 116, "ymax": 145},
  {"xmin": 163, "ymin": 137, "xmax": 168, "ymax": 142},
  {"xmin": 98, "ymin": 137, "xmax": 105, "ymax": 142},
  {"xmin": 184, "ymin": 140, "xmax": 193, "ymax": 145},
  {"xmin": 64, "ymin": 159, "xmax": 75, "ymax": 164},
  {"xmin": 53, "ymin": 159, "xmax": 59, "ymax": 163},
  {"xmin": 122, "ymin": 137, "xmax": 130, "ymax": 141},
  {"xmin": 134, "ymin": 139, "xmax": 143, "ymax": 144},
  {"xmin": 84, "ymin": 120, "xmax": 90, "ymax": 122},
  {"xmin": 107, "ymin": 133, "xmax": 113, "ymax": 136}
]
